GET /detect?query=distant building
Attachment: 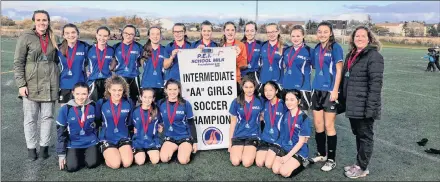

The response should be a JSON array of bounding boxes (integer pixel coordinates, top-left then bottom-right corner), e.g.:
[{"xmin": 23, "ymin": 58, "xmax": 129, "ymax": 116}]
[
  {"xmin": 278, "ymin": 21, "xmax": 306, "ymax": 29},
  {"xmin": 324, "ymin": 20, "xmax": 348, "ymax": 36},
  {"xmin": 375, "ymin": 23, "xmax": 404, "ymax": 36}
]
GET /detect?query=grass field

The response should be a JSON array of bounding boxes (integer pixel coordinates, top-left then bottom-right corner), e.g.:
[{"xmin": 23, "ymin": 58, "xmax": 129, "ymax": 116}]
[{"xmin": 1, "ymin": 38, "xmax": 440, "ymax": 181}]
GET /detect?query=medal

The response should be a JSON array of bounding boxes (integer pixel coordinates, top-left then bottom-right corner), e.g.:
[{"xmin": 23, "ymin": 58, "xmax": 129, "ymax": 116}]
[
  {"xmin": 152, "ymin": 46, "xmax": 160, "ymax": 76},
  {"xmin": 245, "ymin": 41, "xmax": 256, "ymax": 67},
  {"xmin": 268, "ymin": 98, "xmax": 279, "ymax": 135},
  {"xmin": 96, "ymin": 44, "xmax": 107, "ymax": 76},
  {"xmin": 287, "ymin": 45, "xmax": 303, "ymax": 75},
  {"xmin": 288, "ymin": 69, "xmax": 292, "ymax": 75},
  {"xmin": 243, "ymin": 96, "xmax": 255, "ymax": 130},
  {"xmin": 248, "ymin": 64, "xmax": 251, "ymax": 69},
  {"xmin": 346, "ymin": 49, "xmax": 363, "ymax": 77},
  {"xmin": 73, "ymin": 105, "xmax": 90, "ymax": 137},
  {"xmin": 42, "ymin": 55, "xmax": 48, "ymax": 61},
  {"xmin": 140, "ymin": 106, "xmax": 152, "ymax": 141},
  {"xmin": 38, "ymin": 33, "xmax": 49, "ymax": 60},
  {"xmin": 267, "ymin": 42, "xmax": 278, "ymax": 73},
  {"xmin": 110, "ymin": 97, "xmax": 122, "ymax": 134},
  {"xmin": 288, "ymin": 109, "xmax": 301, "ymax": 147},
  {"xmin": 65, "ymin": 41, "xmax": 78, "ymax": 76},
  {"xmin": 167, "ymin": 100, "xmax": 179, "ymax": 133},
  {"xmin": 121, "ymin": 42, "xmax": 134, "ymax": 72},
  {"xmin": 319, "ymin": 70, "xmax": 323, "ymax": 75}
]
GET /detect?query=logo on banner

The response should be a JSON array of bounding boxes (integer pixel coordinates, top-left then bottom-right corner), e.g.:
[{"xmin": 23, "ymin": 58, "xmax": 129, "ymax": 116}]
[{"xmin": 202, "ymin": 127, "xmax": 223, "ymax": 145}]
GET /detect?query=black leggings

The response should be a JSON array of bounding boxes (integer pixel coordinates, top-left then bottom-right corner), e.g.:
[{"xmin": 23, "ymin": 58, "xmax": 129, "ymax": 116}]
[{"xmin": 65, "ymin": 145, "xmax": 101, "ymax": 172}]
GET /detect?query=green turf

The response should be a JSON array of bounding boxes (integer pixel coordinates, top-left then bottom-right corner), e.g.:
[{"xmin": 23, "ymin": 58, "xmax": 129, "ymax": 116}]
[{"xmin": 1, "ymin": 38, "xmax": 440, "ymax": 181}]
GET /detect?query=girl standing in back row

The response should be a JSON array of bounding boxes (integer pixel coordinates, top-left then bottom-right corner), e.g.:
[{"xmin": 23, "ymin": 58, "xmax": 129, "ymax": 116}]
[
  {"xmin": 140, "ymin": 26, "xmax": 168, "ymax": 102},
  {"xmin": 281, "ymin": 25, "xmax": 313, "ymax": 111},
  {"xmin": 310, "ymin": 21, "xmax": 344, "ymax": 172}
]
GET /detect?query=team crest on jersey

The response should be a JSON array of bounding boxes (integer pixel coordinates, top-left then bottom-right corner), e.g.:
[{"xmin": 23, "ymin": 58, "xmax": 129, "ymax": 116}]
[
  {"xmin": 71, "ymin": 117, "xmax": 75, "ymax": 120},
  {"xmin": 106, "ymin": 110, "xmax": 111, "ymax": 113},
  {"xmin": 76, "ymin": 52, "xmax": 85, "ymax": 56}
]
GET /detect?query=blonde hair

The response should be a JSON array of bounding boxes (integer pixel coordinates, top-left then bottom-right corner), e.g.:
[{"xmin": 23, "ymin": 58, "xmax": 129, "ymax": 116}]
[
  {"xmin": 266, "ymin": 23, "xmax": 284, "ymax": 55},
  {"xmin": 349, "ymin": 26, "xmax": 382, "ymax": 52},
  {"xmin": 103, "ymin": 75, "xmax": 130, "ymax": 99}
]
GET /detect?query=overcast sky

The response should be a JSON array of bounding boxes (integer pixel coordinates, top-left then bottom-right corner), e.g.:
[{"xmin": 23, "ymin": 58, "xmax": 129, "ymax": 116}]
[{"xmin": 2, "ymin": 1, "xmax": 439, "ymax": 24}]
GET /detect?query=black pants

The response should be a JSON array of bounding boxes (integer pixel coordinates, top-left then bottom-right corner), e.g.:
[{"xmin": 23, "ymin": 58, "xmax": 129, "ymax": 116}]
[
  {"xmin": 426, "ymin": 62, "xmax": 436, "ymax": 71},
  {"xmin": 65, "ymin": 145, "xmax": 101, "ymax": 172},
  {"xmin": 434, "ymin": 59, "xmax": 440, "ymax": 70},
  {"xmin": 349, "ymin": 118, "xmax": 374, "ymax": 171}
]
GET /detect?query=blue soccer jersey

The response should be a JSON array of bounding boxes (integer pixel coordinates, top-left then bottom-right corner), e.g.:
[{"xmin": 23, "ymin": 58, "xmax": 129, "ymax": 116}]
[
  {"xmin": 56, "ymin": 103, "xmax": 99, "ymax": 149},
  {"xmin": 140, "ymin": 45, "xmax": 168, "ymax": 88},
  {"xmin": 158, "ymin": 99, "xmax": 194, "ymax": 140},
  {"xmin": 113, "ymin": 41, "xmax": 143, "ymax": 78},
  {"xmin": 87, "ymin": 44, "xmax": 115, "ymax": 85},
  {"xmin": 164, "ymin": 40, "xmax": 192, "ymax": 82},
  {"xmin": 312, "ymin": 42, "xmax": 344, "ymax": 91},
  {"xmin": 281, "ymin": 45, "xmax": 313, "ymax": 91},
  {"xmin": 130, "ymin": 106, "xmax": 162, "ymax": 149},
  {"xmin": 260, "ymin": 99, "xmax": 286, "ymax": 144},
  {"xmin": 276, "ymin": 110, "xmax": 311, "ymax": 158},
  {"xmin": 241, "ymin": 40, "xmax": 262, "ymax": 76},
  {"xmin": 96, "ymin": 97, "xmax": 134, "ymax": 145},
  {"xmin": 229, "ymin": 97, "xmax": 264, "ymax": 139},
  {"xmin": 191, "ymin": 39, "xmax": 218, "ymax": 48},
  {"xmin": 57, "ymin": 40, "xmax": 89, "ymax": 89},
  {"xmin": 259, "ymin": 41, "xmax": 283, "ymax": 85}
]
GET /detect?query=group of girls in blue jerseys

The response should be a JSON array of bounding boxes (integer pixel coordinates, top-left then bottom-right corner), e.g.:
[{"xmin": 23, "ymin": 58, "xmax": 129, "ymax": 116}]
[{"xmin": 55, "ymin": 20, "xmax": 345, "ymax": 179}]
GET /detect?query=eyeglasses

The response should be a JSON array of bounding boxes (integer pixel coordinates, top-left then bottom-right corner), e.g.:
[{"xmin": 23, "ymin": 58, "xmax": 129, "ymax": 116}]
[
  {"xmin": 173, "ymin": 30, "xmax": 185, "ymax": 34},
  {"xmin": 266, "ymin": 31, "xmax": 278, "ymax": 34},
  {"xmin": 123, "ymin": 32, "xmax": 135, "ymax": 36}
]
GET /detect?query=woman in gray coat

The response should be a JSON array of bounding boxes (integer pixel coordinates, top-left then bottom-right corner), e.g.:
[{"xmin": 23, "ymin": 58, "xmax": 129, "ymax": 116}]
[
  {"xmin": 339, "ymin": 26, "xmax": 384, "ymax": 179},
  {"xmin": 13, "ymin": 10, "xmax": 59, "ymax": 161}
]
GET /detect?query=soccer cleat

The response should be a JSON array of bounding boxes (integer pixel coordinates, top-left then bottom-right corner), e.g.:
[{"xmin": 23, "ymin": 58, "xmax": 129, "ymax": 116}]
[
  {"xmin": 311, "ymin": 153, "xmax": 327, "ymax": 163},
  {"xmin": 321, "ymin": 159, "xmax": 336, "ymax": 172}
]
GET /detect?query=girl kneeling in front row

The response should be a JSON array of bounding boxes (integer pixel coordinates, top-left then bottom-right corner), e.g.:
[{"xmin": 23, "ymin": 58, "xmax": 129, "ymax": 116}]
[
  {"xmin": 131, "ymin": 88, "xmax": 163, "ymax": 165},
  {"xmin": 96, "ymin": 75, "xmax": 135, "ymax": 169},
  {"xmin": 159, "ymin": 79, "xmax": 198, "ymax": 164},
  {"xmin": 56, "ymin": 82, "xmax": 101, "ymax": 172},
  {"xmin": 229, "ymin": 76, "xmax": 263, "ymax": 167},
  {"xmin": 272, "ymin": 90, "xmax": 311, "ymax": 178}
]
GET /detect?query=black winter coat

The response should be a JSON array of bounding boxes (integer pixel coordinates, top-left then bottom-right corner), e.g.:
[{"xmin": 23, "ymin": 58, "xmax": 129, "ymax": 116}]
[{"xmin": 339, "ymin": 45, "xmax": 384, "ymax": 120}]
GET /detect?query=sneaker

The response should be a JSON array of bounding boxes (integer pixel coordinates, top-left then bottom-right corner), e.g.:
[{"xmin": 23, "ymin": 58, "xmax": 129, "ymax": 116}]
[
  {"xmin": 321, "ymin": 159, "xmax": 336, "ymax": 171},
  {"xmin": 344, "ymin": 164, "xmax": 358, "ymax": 172},
  {"xmin": 345, "ymin": 166, "xmax": 369, "ymax": 179},
  {"xmin": 311, "ymin": 153, "xmax": 327, "ymax": 163}
]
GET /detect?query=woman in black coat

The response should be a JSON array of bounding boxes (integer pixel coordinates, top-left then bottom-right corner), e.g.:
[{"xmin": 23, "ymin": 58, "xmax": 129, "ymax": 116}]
[{"xmin": 339, "ymin": 26, "xmax": 384, "ymax": 179}]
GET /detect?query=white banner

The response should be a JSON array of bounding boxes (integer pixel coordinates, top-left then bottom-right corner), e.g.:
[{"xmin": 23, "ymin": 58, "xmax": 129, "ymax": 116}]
[{"xmin": 178, "ymin": 47, "xmax": 237, "ymax": 150}]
